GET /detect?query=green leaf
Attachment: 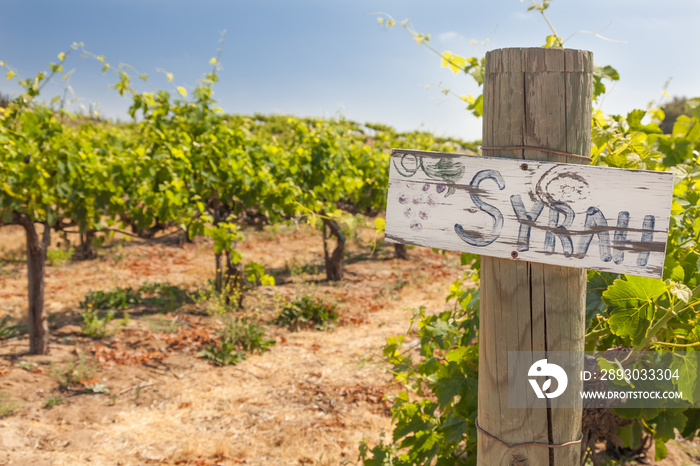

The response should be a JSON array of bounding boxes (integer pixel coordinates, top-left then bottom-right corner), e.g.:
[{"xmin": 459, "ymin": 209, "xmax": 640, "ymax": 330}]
[
  {"xmin": 603, "ymin": 276, "xmax": 667, "ymax": 309},
  {"xmin": 680, "ymin": 408, "xmax": 700, "ymax": 439},
  {"xmin": 670, "ymin": 350, "xmax": 700, "ymax": 404},
  {"xmin": 2, "ymin": 182, "xmax": 14, "ymax": 196},
  {"xmin": 607, "ymin": 308, "xmax": 651, "ymax": 343},
  {"xmin": 393, "ymin": 404, "xmax": 430, "ymax": 441},
  {"xmin": 651, "ymin": 409, "xmax": 687, "ymax": 441},
  {"xmin": 668, "ymin": 263, "xmax": 686, "ymax": 282},
  {"xmin": 617, "ymin": 422, "xmax": 642, "ymax": 449},
  {"xmin": 543, "ymin": 34, "xmax": 562, "ymax": 48},
  {"xmin": 603, "ymin": 276, "xmax": 666, "ymax": 339},
  {"xmin": 586, "ymin": 271, "xmax": 616, "ymax": 323},
  {"xmin": 434, "ymin": 362, "xmax": 469, "ymax": 409},
  {"xmin": 440, "ymin": 51, "xmax": 467, "ymax": 74},
  {"xmin": 595, "ymin": 64, "xmax": 620, "ymax": 82},
  {"xmin": 229, "ymin": 249, "xmax": 242, "ymax": 265},
  {"xmin": 460, "ymin": 253, "xmax": 479, "ymax": 268},
  {"xmin": 627, "ymin": 109, "xmax": 662, "ymax": 134},
  {"xmin": 439, "ymin": 413, "xmax": 468, "ymax": 444},
  {"xmin": 614, "ymin": 405, "xmax": 661, "ymax": 420},
  {"xmin": 260, "ymin": 274, "xmax": 275, "ymax": 286},
  {"xmin": 46, "ymin": 209, "xmax": 57, "ymax": 227},
  {"xmin": 413, "ymin": 430, "xmax": 440, "ymax": 456},
  {"xmin": 592, "ymin": 65, "xmax": 620, "ymax": 99},
  {"xmin": 445, "ymin": 346, "xmax": 468, "ymax": 363},
  {"xmin": 655, "ymin": 437, "xmax": 668, "ymax": 460},
  {"xmin": 374, "ymin": 217, "xmax": 385, "ymax": 233}
]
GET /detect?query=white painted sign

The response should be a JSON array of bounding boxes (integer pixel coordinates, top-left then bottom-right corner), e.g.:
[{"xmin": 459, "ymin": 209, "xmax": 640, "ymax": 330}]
[{"xmin": 385, "ymin": 149, "xmax": 674, "ymax": 278}]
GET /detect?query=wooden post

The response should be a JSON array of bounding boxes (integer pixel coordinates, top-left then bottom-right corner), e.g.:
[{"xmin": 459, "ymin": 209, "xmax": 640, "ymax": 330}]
[{"xmin": 476, "ymin": 48, "xmax": 592, "ymax": 465}]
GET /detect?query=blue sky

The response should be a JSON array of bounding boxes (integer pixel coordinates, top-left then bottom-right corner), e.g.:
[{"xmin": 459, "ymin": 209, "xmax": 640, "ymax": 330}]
[{"xmin": 1, "ymin": 0, "xmax": 699, "ymax": 141}]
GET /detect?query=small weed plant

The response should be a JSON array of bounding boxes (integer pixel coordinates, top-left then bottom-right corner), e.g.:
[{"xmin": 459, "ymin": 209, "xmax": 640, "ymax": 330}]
[
  {"xmin": 194, "ymin": 262, "xmax": 275, "ymax": 316},
  {"xmin": 81, "ymin": 287, "xmax": 140, "ymax": 310},
  {"xmin": 0, "ymin": 315, "xmax": 25, "ymax": 340},
  {"xmin": 0, "ymin": 266, "xmax": 19, "ymax": 279},
  {"xmin": 80, "ymin": 282, "xmax": 192, "ymax": 313},
  {"xmin": 192, "ymin": 280, "xmax": 242, "ymax": 316},
  {"xmin": 46, "ymin": 247, "xmax": 74, "ymax": 266},
  {"xmin": 50, "ymin": 353, "xmax": 97, "ymax": 388},
  {"xmin": 44, "ymin": 396, "xmax": 64, "ymax": 409},
  {"xmin": 275, "ymin": 294, "xmax": 338, "ymax": 331},
  {"xmin": 139, "ymin": 282, "xmax": 192, "ymax": 312},
  {"xmin": 80, "ymin": 306, "xmax": 130, "ymax": 339},
  {"xmin": 200, "ymin": 316, "xmax": 275, "ymax": 366},
  {"xmin": 0, "ymin": 391, "xmax": 19, "ymax": 417}
]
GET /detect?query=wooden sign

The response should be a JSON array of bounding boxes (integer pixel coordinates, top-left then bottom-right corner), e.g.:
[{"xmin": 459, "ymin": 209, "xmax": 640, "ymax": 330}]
[{"xmin": 385, "ymin": 149, "xmax": 674, "ymax": 278}]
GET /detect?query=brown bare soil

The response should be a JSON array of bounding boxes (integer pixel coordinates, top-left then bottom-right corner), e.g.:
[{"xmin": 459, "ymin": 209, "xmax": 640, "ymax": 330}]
[
  {"xmin": 0, "ymin": 223, "xmax": 463, "ymax": 465},
  {"xmin": 2, "ymin": 224, "xmax": 699, "ymax": 465}
]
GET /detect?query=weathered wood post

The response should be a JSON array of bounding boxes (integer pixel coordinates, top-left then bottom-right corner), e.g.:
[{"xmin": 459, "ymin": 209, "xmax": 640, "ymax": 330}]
[{"xmin": 476, "ymin": 48, "xmax": 591, "ymax": 465}]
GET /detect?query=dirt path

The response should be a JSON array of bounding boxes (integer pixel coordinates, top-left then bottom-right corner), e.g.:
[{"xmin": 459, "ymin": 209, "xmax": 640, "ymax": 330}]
[{"xmin": 0, "ymin": 224, "xmax": 463, "ymax": 465}]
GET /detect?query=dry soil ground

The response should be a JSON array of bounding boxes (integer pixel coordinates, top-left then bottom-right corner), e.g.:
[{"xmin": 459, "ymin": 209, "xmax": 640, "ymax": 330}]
[
  {"xmin": 1, "ymin": 223, "xmax": 699, "ymax": 466},
  {"xmin": 0, "ymin": 223, "xmax": 464, "ymax": 465}
]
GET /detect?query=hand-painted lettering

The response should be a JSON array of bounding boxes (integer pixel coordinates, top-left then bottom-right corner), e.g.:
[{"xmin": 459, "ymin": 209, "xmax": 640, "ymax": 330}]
[
  {"xmin": 455, "ymin": 169, "xmax": 505, "ymax": 247},
  {"xmin": 387, "ymin": 150, "xmax": 672, "ymax": 277},
  {"xmin": 637, "ymin": 215, "xmax": 655, "ymax": 267},
  {"xmin": 613, "ymin": 211, "xmax": 630, "ymax": 265},
  {"xmin": 544, "ymin": 202, "xmax": 575, "ymax": 257},
  {"xmin": 510, "ymin": 195, "xmax": 545, "ymax": 252},
  {"xmin": 577, "ymin": 207, "xmax": 612, "ymax": 262}
]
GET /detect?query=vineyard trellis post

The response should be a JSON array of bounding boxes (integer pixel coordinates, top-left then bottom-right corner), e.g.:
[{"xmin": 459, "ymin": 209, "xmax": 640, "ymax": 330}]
[{"xmin": 476, "ymin": 47, "xmax": 591, "ymax": 465}]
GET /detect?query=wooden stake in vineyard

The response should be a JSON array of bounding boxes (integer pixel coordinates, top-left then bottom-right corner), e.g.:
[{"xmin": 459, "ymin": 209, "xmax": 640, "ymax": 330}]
[
  {"xmin": 476, "ymin": 47, "xmax": 591, "ymax": 466},
  {"xmin": 385, "ymin": 47, "xmax": 674, "ymax": 465}
]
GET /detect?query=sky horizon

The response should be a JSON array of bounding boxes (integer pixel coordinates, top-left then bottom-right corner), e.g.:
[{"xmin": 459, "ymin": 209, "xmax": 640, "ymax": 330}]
[{"xmin": 1, "ymin": 1, "xmax": 699, "ymax": 141}]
